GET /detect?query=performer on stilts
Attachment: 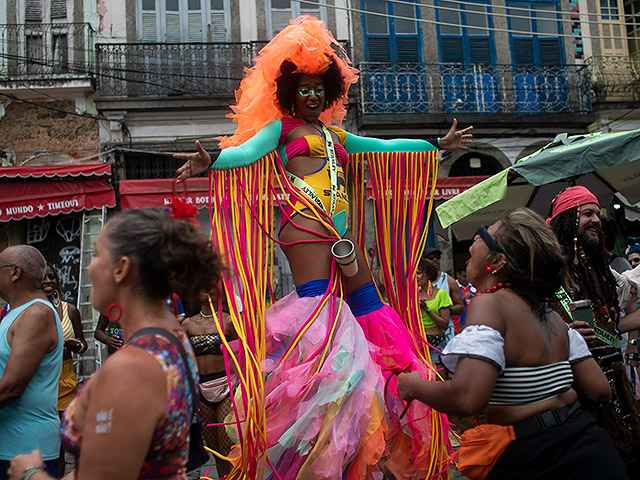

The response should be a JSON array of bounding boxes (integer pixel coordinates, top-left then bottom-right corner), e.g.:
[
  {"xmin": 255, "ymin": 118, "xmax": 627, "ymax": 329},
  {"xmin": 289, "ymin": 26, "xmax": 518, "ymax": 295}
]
[{"xmin": 175, "ymin": 16, "xmax": 472, "ymax": 479}]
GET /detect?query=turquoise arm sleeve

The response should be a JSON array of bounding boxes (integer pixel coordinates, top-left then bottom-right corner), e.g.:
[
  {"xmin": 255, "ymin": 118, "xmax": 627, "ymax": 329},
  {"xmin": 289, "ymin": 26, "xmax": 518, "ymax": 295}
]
[
  {"xmin": 212, "ymin": 119, "xmax": 283, "ymax": 170},
  {"xmin": 344, "ymin": 132, "xmax": 438, "ymax": 154}
]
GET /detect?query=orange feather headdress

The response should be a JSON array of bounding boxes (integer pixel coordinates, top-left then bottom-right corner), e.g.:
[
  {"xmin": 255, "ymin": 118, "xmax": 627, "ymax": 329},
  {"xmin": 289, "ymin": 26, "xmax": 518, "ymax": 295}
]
[{"xmin": 217, "ymin": 16, "xmax": 359, "ymax": 149}]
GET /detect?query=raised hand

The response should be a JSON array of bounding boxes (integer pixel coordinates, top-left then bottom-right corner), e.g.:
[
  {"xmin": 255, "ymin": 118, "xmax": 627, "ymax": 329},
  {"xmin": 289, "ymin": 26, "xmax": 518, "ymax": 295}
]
[
  {"xmin": 173, "ymin": 140, "xmax": 212, "ymax": 183},
  {"xmin": 439, "ymin": 118, "xmax": 473, "ymax": 151}
]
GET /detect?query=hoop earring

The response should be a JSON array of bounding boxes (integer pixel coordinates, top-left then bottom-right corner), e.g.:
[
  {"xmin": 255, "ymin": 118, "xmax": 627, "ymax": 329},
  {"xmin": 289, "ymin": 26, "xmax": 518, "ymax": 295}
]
[
  {"xmin": 52, "ymin": 289, "xmax": 61, "ymax": 308},
  {"xmin": 107, "ymin": 304, "xmax": 123, "ymax": 322}
]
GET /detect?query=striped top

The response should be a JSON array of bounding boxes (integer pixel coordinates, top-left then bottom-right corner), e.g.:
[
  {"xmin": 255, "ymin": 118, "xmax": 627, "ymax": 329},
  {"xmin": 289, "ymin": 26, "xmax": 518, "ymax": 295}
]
[
  {"xmin": 442, "ymin": 325, "xmax": 592, "ymax": 406},
  {"xmin": 489, "ymin": 361, "xmax": 573, "ymax": 406},
  {"xmin": 60, "ymin": 301, "xmax": 74, "ymax": 341}
]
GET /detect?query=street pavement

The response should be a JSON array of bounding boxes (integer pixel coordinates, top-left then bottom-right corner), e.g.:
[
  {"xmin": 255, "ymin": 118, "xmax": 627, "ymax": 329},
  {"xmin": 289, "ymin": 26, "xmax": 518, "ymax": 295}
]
[
  {"xmin": 187, "ymin": 453, "xmax": 219, "ymax": 479},
  {"xmin": 185, "ymin": 457, "xmax": 468, "ymax": 479},
  {"xmin": 67, "ymin": 447, "xmax": 467, "ymax": 479}
]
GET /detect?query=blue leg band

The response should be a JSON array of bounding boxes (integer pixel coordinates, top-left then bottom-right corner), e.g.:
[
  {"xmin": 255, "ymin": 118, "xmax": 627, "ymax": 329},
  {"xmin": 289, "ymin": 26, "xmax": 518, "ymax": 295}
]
[
  {"xmin": 296, "ymin": 279, "xmax": 330, "ymax": 298},
  {"xmin": 346, "ymin": 282, "xmax": 384, "ymax": 317}
]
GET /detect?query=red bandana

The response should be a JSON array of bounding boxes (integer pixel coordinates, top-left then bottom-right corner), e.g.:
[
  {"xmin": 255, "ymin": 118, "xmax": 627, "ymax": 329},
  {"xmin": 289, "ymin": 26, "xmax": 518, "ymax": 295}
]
[{"xmin": 546, "ymin": 186, "xmax": 599, "ymax": 224}]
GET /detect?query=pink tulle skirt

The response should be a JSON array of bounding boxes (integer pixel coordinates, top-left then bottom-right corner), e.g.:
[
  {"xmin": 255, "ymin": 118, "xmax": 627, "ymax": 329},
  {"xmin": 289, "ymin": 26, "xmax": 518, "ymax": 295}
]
[
  {"xmin": 257, "ymin": 291, "xmax": 388, "ymax": 479},
  {"xmin": 356, "ymin": 304, "xmax": 452, "ymax": 479}
]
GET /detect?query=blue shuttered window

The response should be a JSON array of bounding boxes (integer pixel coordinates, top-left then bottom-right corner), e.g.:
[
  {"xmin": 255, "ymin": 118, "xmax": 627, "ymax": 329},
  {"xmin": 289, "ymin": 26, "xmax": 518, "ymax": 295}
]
[
  {"xmin": 362, "ymin": 0, "xmax": 422, "ymax": 63},
  {"xmin": 507, "ymin": 1, "xmax": 567, "ymax": 113},
  {"xmin": 437, "ymin": 1, "xmax": 498, "ymax": 113},
  {"xmin": 360, "ymin": 0, "xmax": 424, "ymax": 113},
  {"xmin": 508, "ymin": 2, "xmax": 563, "ymax": 65}
]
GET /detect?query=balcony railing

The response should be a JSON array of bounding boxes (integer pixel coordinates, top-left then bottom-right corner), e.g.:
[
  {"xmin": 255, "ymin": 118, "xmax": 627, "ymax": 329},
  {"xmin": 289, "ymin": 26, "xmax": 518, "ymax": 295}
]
[
  {"xmin": 0, "ymin": 23, "xmax": 95, "ymax": 81},
  {"xmin": 95, "ymin": 40, "xmax": 350, "ymax": 101},
  {"xmin": 358, "ymin": 63, "xmax": 591, "ymax": 115},
  {"xmin": 95, "ymin": 42, "xmax": 269, "ymax": 100},
  {"xmin": 585, "ymin": 55, "xmax": 640, "ymax": 102}
]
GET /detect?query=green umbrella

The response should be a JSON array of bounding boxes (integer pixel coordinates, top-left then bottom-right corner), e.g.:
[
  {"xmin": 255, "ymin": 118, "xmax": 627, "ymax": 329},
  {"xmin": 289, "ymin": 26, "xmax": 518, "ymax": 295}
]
[{"xmin": 436, "ymin": 128, "xmax": 640, "ymax": 239}]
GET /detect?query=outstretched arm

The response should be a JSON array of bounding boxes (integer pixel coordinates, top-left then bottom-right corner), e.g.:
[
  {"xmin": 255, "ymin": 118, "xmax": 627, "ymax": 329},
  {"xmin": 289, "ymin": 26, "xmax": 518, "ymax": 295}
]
[
  {"xmin": 174, "ymin": 120, "xmax": 283, "ymax": 181},
  {"xmin": 344, "ymin": 118, "xmax": 472, "ymax": 154}
]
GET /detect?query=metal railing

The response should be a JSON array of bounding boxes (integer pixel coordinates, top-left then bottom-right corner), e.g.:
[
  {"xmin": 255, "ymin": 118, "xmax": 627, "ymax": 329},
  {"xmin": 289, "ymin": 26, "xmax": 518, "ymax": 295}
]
[
  {"xmin": 358, "ymin": 62, "xmax": 591, "ymax": 115},
  {"xmin": 0, "ymin": 23, "xmax": 95, "ymax": 81},
  {"xmin": 95, "ymin": 41, "xmax": 268, "ymax": 99},
  {"xmin": 95, "ymin": 40, "xmax": 350, "ymax": 100},
  {"xmin": 585, "ymin": 55, "xmax": 640, "ymax": 102}
]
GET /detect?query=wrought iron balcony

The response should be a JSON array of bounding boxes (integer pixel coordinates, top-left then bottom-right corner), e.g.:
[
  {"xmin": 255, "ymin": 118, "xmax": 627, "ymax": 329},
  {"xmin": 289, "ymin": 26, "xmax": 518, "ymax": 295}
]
[
  {"xmin": 0, "ymin": 23, "xmax": 95, "ymax": 82},
  {"xmin": 95, "ymin": 41, "xmax": 350, "ymax": 101},
  {"xmin": 358, "ymin": 62, "xmax": 591, "ymax": 115},
  {"xmin": 95, "ymin": 42, "xmax": 269, "ymax": 100},
  {"xmin": 585, "ymin": 55, "xmax": 640, "ymax": 102}
]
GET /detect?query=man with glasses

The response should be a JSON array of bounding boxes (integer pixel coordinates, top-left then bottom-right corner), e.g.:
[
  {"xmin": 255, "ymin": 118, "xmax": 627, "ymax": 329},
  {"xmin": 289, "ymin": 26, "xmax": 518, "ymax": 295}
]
[{"xmin": 0, "ymin": 246, "xmax": 63, "ymax": 480}]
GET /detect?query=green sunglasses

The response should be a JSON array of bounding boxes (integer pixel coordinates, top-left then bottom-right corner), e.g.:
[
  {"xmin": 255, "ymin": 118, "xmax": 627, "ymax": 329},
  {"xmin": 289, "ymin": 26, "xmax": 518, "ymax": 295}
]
[{"xmin": 298, "ymin": 86, "xmax": 325, "ymax": 97}]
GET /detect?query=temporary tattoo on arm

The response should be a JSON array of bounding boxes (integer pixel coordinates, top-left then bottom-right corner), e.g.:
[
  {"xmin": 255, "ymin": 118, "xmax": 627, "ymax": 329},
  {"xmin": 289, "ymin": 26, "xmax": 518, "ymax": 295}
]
[{"xmin": 95, "ymin": 408, "xmax": 113, "ymax": 434}]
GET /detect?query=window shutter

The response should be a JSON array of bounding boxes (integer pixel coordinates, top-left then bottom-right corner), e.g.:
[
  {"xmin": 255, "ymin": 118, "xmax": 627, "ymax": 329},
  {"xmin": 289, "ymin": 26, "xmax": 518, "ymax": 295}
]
[
  {"xmin": 469, "ymin": 37, "xmax": 491, "ymax": 64},
  {"xmin": 367, "ymin": 37, "xmax": 391, "ymax": 62},
  {"xmin": 513, "ymin": 38, "xmax": 534, "ymax": 64},
  {"xmin": 441, "ymin": 37, "xmax": 463, "ymax": 63},
  {"xmin": 165, "ymin": 12, "xmax": 181, "ymax": 42},
  {"xmin": 26, "ymin": 34, "xmax": 44, "ymax": 73},
  {"xmin": 50, "ymin": 0, "xmax": 68, "ymax": 19},
  {"xmin": 187, "ymin": 11, "xmax": 203, "ymax": 41},
  {"xmin": 52, "ymin": 33, "xmax": 69, "ymax": 71},
  {"xmin": 209, "ymin": 11, "xmax": 227, "ymax": 41},
  {"xmin": 25, "ymin": 0, "xmax": 43, "ymax": 22},
  {"xmin": 539, "ymin": 39, "xmax": 560, "ymax": 64},
  {"xmin": 141, "ymin": 12, "xmax": 158, "ymax": 42},
  {"xmin": 396, "ymin": 37, "xmax": 419, "ymax": 62},
  {"xmin": 271, "ymin": 10, "xmax": 292, "ymax": 36},
  {"xmin": 299, "ymin": 0, "xmax": 321, "ymax": 18}
]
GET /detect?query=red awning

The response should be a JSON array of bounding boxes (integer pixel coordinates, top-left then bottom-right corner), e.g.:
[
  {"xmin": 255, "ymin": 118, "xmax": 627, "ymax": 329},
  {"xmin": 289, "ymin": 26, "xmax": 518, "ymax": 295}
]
[
  {"xmin": 119, "ymin": 178, "xmax": 212, "ymax": 210},
  {"xmin": 120, "ymin": 176, "xmax": 487, "ymax": 211},
  {"xmin": 1, "ymin": 163, "xmax": 112, "ymax": 179},
  {"xmin": 119, "ymin": 178, "xmax": 290, "ymax": 209},
  {"xmin": 0, "ymin": 164, "xmax": 116, "ymax": 222},
  {"xmin": 365, "ymin": 176, "xmax": 489, "ymax": 200}
]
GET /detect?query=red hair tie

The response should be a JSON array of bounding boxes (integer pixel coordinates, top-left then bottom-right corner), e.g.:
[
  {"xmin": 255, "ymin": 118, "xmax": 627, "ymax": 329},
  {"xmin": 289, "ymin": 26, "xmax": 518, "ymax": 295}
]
[{"xmin": 167, "ymin": 177, "xmax": 200, "ymax": 226}]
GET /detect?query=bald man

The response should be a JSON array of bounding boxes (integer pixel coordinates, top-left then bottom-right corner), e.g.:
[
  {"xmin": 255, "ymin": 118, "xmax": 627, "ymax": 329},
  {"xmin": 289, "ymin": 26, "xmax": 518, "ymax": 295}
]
[{"xmin": 0, "ymin": 246, "xmax": 63, "ymax": 480}]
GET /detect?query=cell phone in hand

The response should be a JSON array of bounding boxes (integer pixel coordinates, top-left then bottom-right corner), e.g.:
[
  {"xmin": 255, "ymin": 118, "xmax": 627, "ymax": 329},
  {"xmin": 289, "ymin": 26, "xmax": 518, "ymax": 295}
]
[{"xmin": 570, "ymin": 300, "xmax": 594, "ymax": 328}]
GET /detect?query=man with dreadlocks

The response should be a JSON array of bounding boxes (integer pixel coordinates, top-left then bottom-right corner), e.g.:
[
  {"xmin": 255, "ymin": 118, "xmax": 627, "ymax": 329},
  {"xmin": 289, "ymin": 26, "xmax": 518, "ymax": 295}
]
[{"xmin": 547, "ymin": 186, "xmax": 640, "ymax": 476}]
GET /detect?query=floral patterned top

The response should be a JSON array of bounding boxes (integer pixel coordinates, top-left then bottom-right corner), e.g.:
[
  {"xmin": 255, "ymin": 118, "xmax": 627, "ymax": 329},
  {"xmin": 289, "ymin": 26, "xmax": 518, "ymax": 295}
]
[{"xmin": 60, "ymin": 329, "xmax": 199, "ymax": 479}]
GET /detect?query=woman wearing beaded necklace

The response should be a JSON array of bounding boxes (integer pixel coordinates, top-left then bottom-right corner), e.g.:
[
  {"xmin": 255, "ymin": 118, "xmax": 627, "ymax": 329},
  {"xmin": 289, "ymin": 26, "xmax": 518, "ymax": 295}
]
[
  {"xmin": 182, "ymin": 292, "xmax": 237, "ymax": 477},
  {"xmin": 398, "ymin": 208, "xmax": 627, "ymax": 479}
]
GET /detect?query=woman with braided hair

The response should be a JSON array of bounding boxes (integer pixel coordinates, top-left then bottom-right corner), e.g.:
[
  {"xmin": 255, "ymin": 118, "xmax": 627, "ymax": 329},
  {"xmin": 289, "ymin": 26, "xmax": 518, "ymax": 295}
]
[{"xmin": 174, "ymin": 15, "xmax": 472, "ymax": 479}]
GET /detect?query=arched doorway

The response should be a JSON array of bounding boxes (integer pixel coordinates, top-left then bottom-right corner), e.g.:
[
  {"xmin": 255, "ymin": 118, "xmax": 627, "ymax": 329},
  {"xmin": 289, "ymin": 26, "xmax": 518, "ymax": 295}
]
[{"xmin": 448, "ymin": 152, "xmax": 504, "ymax": 177}]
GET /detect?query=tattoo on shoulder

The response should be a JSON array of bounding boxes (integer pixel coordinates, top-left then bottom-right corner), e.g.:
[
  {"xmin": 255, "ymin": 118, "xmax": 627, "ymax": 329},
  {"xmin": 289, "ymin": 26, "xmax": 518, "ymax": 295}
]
[{"xmin": 541, "ymin": 318, "xmax": 559, "ymax": 341}]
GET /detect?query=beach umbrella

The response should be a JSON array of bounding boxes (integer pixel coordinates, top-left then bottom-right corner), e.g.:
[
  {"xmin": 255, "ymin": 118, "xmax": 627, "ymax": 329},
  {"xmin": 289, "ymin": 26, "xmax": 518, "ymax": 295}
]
[{"xmin": 436, "ymin": 128, "xmax": 640, "ymax": 239}]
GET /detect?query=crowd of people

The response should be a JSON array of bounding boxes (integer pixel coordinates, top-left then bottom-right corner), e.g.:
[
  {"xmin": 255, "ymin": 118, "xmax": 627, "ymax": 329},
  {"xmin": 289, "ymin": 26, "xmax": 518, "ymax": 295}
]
[{"xmin": 1, "ymin": 14, "xmax": 640, "ymax": 480}]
